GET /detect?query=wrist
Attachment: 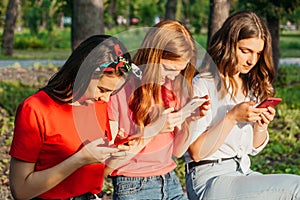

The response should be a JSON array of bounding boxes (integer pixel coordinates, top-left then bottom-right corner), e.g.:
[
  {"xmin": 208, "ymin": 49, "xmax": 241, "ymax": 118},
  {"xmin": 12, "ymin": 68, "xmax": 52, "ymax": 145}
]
[
  {"xmin": 254, "ymin": 127, "xmax": 268, "ymax": 133},
  {"xmin": 225, "ymin": 111, "xmax": 238, "ymax": 124}
]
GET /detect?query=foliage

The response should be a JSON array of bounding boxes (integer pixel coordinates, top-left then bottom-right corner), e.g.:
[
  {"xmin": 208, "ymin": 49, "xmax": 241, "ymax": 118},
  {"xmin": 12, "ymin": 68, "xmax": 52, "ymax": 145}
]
[
  {"xmin": 0, "ymin": 81, "xmax": 36, "ymax": 116},
  {"xmin": 280, "ymin": 31, "xmax": 300, "ymax": 58},
  {"xmin": 13, "ymin": 27, "xmax": 70, "ymax": 49},
  {"xmin": 21, "ymin": 0, "xmax": 68, "ymax": 34},
  {"xmin": 237, "ymin": 0, "xmax": 300, "ymax": 22}
]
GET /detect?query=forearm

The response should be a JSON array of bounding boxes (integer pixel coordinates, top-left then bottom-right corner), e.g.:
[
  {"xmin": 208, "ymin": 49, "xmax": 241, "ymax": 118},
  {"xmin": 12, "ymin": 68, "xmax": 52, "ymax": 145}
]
[
  {"xmin": 189, "ymin": 114, "xmax": 237, "ymax": 161},
  {"xmin": 10, "ymin": 153, "xmax": 87, "ymax": 200},
  {"xmin": 253, "ymin": 126, "xmax": 268, "ymax": 148},
  {"xmin": 172, "ymin": 122, "xmax": 192, "ymax": 157}
]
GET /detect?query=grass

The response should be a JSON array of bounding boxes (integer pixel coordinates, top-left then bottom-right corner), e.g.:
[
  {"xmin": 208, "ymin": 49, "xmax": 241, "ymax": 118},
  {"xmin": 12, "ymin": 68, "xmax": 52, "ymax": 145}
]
[
  {"xmin": 280, "ymin": 30, "xmax": 300, "ymax": 58},
  {"xmin": 1, "ymin": 28, "xmax": 298, "ymax": 60}
]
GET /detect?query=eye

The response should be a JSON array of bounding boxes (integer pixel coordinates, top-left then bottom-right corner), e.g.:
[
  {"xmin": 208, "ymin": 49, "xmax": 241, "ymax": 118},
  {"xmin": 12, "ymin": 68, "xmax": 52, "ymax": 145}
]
[
  {"xmin": 98, "ymin": 87, "xmax": 111, "ymax": 93},
  {"xmin": 241, "ymin": 49, "xmax": 249, "ymax": 54}
]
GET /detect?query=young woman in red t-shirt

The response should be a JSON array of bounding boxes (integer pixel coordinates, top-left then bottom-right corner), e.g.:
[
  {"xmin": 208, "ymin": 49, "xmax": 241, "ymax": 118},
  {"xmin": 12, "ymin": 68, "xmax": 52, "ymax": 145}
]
[{"xmin": 9, "ymin": 35, "xmax": 139, "ymax": 199}]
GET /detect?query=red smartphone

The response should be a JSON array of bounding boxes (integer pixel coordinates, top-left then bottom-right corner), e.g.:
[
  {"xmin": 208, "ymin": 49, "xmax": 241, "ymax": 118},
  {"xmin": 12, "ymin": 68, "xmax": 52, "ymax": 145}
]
[
  {"xmin": 256, "ymin": 97, "xmax": 282, "ymax": 108},
  {"xmin": 113, "ymin": 134, "xmax": 142, "ymax": 146}
]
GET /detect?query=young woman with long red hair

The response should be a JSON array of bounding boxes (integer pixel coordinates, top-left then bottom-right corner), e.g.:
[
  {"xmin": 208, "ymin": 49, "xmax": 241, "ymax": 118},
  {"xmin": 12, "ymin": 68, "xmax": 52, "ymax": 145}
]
[{"xmin": 106, "ymin": 20, "xmax": 210, "ymax": 200}]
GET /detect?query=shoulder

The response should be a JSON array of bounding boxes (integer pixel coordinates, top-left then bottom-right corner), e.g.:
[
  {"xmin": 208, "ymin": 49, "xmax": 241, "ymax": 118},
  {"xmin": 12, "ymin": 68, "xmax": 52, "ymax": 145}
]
[{"xmin": 18, "ymin": 90, "xmax": 55, "ymax": 114}]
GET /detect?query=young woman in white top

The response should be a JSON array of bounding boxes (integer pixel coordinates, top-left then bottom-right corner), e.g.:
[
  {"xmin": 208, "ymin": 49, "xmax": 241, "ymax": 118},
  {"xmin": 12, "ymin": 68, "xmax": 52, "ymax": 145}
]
[{"xmin": 185, "ymin": 11, "xmax": 300, "ymax": 200}]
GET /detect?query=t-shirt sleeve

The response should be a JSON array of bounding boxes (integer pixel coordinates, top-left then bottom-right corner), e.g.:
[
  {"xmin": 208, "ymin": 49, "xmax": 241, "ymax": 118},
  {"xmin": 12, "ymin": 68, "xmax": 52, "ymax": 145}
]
[
  {"xmin": 190, "ymin": 75, "xmax": 212, "ymax": 143},
  {"xmin": 9, "ymin": 100, "xmax": 43, "ymax": 162}
]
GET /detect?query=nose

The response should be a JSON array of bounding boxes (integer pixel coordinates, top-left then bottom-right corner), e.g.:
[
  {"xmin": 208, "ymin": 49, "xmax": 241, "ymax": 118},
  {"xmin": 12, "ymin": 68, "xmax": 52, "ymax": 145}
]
[
  {"xmin": 247, "ymin": 54, "xmax": 258, "ymax": 65},
  {"xmin": 167, "ymin": 71, "xmax": 181, "ymax": 80},
  {"xmin": 100, "ymin": 92, "xmax": 111, "ymax": 102}
]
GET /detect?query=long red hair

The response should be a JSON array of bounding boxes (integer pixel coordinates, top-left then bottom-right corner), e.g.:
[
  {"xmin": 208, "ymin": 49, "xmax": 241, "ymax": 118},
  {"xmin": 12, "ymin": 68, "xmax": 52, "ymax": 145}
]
[{"xmin": 129, "ymin": 20, "xmax": 197, "ymax": 127}]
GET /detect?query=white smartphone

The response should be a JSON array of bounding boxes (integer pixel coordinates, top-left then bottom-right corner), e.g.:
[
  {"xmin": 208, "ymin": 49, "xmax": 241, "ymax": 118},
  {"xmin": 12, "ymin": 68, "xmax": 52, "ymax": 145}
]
[{"xmin": 177, "ymin": 98, "xmax": 207, "ymax": 119}]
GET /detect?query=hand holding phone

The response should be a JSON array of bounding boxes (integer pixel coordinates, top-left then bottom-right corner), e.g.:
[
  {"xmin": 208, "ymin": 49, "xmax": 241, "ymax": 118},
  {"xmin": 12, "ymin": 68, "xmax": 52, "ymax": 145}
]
[
  {"xmin": 255, "ymin": 97, "xmax": 282, "ymax": 108},
  {"xmin": 178, "ymin": 97, "xmax": 208, "ymax": 119},
  {"xmin": 113, "ymin": 134, "xmax": 142, "ymax": 146}
]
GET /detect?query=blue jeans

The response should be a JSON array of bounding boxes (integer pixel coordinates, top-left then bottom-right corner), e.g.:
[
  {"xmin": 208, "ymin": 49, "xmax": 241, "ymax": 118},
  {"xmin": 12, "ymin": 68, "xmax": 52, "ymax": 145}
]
[
  {"xmin": 112, "ymin": 170, "xmax": 188, "ymax": 200},
  {"xmin": 186, "ymin": 158, "xmax": 300, "ymax": 200}
]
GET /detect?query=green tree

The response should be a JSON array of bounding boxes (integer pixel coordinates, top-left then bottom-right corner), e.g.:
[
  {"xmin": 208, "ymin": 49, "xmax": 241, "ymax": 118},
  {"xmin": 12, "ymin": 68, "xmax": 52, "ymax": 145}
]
[
  {"xmin": 238, "ymin": 0, "xmax": 300, "ymax": 72},
  {"xmin": 180, "ymin": 0, "xmax": 209, "ymax": 33}
]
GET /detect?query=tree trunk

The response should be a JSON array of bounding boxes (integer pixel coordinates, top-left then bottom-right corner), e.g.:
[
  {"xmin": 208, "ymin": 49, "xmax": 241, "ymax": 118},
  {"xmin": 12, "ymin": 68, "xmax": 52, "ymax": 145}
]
[
  {"xmin": 71, "ymin": 0, "xmax": 104, "ymax": 50},
  {"xmin": 207, "ymin": 0, "xmax": 230, "ymax": 47},
  {"xmin": 182, "ymin": 0, "xmax": 190, "ymax": 29},
  {"xmin": 107, "ymin": 0, "xmax": 117, "ymax": 29},
  {"xmin": 165, "ymin": 0, "xmax": 177, "ymax": 20},
  {"xmin": 267, "ymin": 15, "xmax": 280, "ymax": 74},
  {"xmin": 2, "ymin": 0, "xmax": 18, "ymax": 56}
]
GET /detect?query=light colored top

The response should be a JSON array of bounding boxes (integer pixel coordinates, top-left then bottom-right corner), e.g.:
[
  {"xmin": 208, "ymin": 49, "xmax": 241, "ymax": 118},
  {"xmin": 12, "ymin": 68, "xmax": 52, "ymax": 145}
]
[{"xmin": 184, "ymin": 74, "xmax": 269, "ymax": 173}]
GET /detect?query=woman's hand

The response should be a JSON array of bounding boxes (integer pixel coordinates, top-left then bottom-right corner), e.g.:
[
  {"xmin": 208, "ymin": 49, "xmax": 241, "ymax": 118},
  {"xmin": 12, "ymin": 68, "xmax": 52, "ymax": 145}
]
[
  {"xmin": 75, "ymin": 138, "xmax": 125, "ymax": 165},
  {"xmin": 228, "ymin": 101, "xmax": 268, "ymax": 123},
  {"xmin": 160, "ymin": 107, "xmax": 186, "ymax": 132},
  {"xmin": 254, "ymin": 106, "xmax": 276, "ymax": 131},
  {"xmin": 189, "ymin": 95, "xmax": 211, "ymax": 121}
]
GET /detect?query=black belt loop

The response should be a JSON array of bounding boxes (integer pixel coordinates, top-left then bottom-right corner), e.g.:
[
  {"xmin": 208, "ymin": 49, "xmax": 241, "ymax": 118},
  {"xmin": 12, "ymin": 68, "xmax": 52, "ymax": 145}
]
[{"xmin": 187, "ymin": 156, "xmax": 237, "ymax": 172}]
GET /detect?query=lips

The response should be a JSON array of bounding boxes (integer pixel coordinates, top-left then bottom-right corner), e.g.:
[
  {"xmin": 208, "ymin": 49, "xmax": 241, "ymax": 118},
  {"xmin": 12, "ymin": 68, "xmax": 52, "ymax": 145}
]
[{"xmin": 243, "ymin": 65, "xmax": 252, "ymax": 70}]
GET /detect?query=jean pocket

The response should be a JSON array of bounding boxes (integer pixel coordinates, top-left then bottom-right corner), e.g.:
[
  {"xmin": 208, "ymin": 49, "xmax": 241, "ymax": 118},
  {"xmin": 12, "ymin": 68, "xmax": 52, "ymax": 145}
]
[{"xmin": 113, "ymin": 176, "xmax": 146, "ymax": 196}]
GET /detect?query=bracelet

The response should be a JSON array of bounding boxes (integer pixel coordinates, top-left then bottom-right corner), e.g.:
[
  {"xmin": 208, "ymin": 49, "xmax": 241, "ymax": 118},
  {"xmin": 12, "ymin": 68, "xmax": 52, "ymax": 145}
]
[{"xmin": 255, "ymin": 128, "xmax": 267, "ymax": 133}]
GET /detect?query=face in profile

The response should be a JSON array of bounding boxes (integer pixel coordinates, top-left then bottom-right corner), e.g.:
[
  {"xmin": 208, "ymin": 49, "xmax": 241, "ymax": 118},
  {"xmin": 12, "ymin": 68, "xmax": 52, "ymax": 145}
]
[
  {"xmin": 159, "ymin": 58, "xmax": 189, "ymax": 85},
  {"xmin": 236, "ymin": 37, "xmax": 264, "ymax": 74},
  {"xmin": 82, "ymin": 75, "xmax": 126, "ymax": 103}
]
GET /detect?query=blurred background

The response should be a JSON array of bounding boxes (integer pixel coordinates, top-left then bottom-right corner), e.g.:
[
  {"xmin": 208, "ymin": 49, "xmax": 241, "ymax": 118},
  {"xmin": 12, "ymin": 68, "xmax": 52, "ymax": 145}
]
[{"xmin": 0, "ymin": 0, "xmax": 299, "ymax": 199}]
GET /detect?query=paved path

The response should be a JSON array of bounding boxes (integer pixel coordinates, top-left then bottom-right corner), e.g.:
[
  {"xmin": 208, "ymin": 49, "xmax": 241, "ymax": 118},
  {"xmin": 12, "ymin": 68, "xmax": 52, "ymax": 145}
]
[
  {"xmin": 0, "ymin": 60, "xmax": 65, "ymax": 68},
  {"xmin": 0, "ymin": 58, "xmax": 299, "ymax": 68}
]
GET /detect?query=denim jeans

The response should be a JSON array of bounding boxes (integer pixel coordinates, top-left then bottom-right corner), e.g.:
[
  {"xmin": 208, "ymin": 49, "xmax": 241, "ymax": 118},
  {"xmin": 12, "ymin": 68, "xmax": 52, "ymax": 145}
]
[
  {"xmin": 112, "ymin": 170, "xmax": 188, "ymax": 200},
  {"xmin": 186, "ymin": 158, "xmax": 300, "ymax": 200}
]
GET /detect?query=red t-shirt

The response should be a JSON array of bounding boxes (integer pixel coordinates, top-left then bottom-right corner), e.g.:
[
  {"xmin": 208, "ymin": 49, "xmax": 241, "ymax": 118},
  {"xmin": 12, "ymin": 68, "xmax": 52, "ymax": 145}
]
[{"xmin": 9, "ymin": 90, "xmax": 110, "ymax": 199}]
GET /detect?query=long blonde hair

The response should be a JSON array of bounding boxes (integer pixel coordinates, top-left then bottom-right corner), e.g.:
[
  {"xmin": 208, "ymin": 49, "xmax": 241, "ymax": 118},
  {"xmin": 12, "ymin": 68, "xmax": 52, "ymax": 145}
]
[{"xmin": 130, "ymin": 20, "xmax": 197, "ymax": 127}]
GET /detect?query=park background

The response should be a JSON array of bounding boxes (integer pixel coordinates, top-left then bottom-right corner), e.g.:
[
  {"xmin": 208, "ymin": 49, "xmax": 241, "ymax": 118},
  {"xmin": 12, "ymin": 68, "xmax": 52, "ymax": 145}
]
[{"xmin": 0, "ymin": 0, "xmax": 299, "ymax": 199}]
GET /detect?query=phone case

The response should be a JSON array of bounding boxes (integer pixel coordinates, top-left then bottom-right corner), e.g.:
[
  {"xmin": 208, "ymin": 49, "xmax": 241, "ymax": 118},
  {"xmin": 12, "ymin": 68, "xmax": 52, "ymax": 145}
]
[
  {"xmin": 256, "ymin": 97, "xmax": 282, "ymax": 108},
  {"xmin": 179, "ymin": 98, "xmax": 207, "ymax": 119}
]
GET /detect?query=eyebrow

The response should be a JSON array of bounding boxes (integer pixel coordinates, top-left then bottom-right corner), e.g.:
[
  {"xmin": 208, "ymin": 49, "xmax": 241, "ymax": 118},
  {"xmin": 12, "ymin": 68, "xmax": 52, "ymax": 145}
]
[
  {"xmin": 98, "ymin": 86, "xmax": 113, "ymax": 93},
  {"xmin": 239, "ymin": 46, "xmax": 262, "ymax": 54},
  {"xmin": 162, "ymin": 64, "xmax": 179, "ymax": 71}
]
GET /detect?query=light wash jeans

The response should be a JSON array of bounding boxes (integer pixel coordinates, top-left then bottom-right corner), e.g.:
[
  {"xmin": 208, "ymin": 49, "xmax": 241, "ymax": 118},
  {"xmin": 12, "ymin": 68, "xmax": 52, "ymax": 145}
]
[
  {"xmin": 112, "ymin": 170, "xmax": 188, "ymax": 200},
  {"xmin": 186, "ymin": 158, "xmax": 300, "ymax": 200}
]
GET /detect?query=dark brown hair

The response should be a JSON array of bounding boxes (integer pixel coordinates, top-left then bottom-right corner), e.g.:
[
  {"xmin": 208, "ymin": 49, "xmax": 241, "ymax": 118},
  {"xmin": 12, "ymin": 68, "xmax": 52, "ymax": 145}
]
[
  {"xmin": 42, "ymin": 35, "xmax": 131, "ymax": 103},
  {"xmin": 201, "ymin": 11, "xmax": 274, "ymax": 100}
]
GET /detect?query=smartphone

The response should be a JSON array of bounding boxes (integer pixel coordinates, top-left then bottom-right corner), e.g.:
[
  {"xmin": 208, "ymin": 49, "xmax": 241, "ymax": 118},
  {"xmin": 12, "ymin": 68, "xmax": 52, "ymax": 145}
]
[
  {"xmin": 178, "ymin": 97, "xmax": 207, "ymax": 119},
  {"xmin": 256, "ymin": 97, "xmax": 282, "ymax": 108},
  {"xmin": 113, "ymin": 136, "xmax": 130, "ymax": 146},
  {"xmin": 113, "ymin": 134, "xmax": 142, "ymax": 146}
]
